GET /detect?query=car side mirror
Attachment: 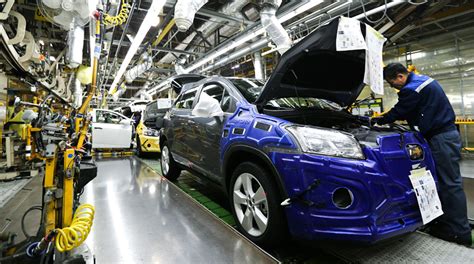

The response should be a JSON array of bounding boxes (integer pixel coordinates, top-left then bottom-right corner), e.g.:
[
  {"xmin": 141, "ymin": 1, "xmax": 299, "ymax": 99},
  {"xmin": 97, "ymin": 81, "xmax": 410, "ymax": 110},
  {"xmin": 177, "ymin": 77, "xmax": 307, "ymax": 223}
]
[{"xmin": 192, "ymin": 92, "xmax": 224, "ymax": 118}]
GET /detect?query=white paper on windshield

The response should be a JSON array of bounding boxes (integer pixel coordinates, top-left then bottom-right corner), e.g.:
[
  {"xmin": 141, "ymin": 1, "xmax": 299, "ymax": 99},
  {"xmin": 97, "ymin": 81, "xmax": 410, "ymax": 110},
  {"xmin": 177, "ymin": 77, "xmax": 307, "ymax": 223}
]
[
  {"xmin": 336, "ymin": 17, "xmax": 366, "ymax": 51},
  {"xmin": 364, "ymin": 25, "xmax": 386, "ymax": 95},
  {"xmin": 157, "ymin": 99, "xmax": 172, "ymax": 109},
  {"xmin": 409, "ymin": 168, "xmax": 443, "ymax": 225}
]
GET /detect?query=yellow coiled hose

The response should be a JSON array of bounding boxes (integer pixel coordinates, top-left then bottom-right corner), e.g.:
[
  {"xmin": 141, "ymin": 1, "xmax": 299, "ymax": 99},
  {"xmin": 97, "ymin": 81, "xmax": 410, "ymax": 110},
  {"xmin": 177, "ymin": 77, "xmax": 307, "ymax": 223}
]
[
  {"xmin": 104, "ymin": 0, "xmax": 131, "ymax": 26},
  {"xmin": 55, "ymin": 204, "xmax": 95, "ymax": 252}
]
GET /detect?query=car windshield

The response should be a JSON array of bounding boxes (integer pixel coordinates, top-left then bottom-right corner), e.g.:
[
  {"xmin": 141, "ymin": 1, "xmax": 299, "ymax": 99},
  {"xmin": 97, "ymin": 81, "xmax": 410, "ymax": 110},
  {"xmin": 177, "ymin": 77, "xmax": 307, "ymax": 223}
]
[
  {"xmin": 267, "ymin": 97, "xmax": 342, "ymax": 111},
  {"xmin": 228, "ymin": 78, "xmax": 264, "ymax": 103}
]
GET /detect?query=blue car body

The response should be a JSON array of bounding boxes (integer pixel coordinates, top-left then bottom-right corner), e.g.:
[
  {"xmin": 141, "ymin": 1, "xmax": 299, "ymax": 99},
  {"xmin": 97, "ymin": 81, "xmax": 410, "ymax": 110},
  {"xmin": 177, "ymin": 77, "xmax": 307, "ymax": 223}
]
[
  {"xmin": 161, "ymin": 18, "xmax": 438, "ymax": 245},
  {"xmin": 221, "ymin": 103, "xmax": 436, "ymax": 242}
]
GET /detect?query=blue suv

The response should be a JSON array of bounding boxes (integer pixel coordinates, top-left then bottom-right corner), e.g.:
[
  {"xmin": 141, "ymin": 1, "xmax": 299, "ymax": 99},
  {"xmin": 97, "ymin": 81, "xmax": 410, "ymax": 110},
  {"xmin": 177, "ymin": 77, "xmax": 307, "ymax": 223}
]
[{"xmin": 160, "ymin": 18, "xmax": 438, "ymax": 246}]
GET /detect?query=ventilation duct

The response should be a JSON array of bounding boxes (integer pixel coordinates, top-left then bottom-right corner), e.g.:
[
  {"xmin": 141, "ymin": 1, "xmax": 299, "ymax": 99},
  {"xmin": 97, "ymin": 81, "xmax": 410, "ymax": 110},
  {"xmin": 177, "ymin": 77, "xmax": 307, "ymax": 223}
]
[
  {"xmin": 124, "ymin": 53, "xmax": 153, "ymax": 83},
  {"xmin": 260, "ymin": 0, "xmax": 292, "ymax": 55},
  {"xmin": 66, "ymin": 24, "xmax": 84, "ymax": 68},
  {"xmin": 174, "ymin": 0, "xmax": 208, "ymax": 32},
  {"xmin": 159, "ymin": 0, "xmax": 250, "ymax": 65}
]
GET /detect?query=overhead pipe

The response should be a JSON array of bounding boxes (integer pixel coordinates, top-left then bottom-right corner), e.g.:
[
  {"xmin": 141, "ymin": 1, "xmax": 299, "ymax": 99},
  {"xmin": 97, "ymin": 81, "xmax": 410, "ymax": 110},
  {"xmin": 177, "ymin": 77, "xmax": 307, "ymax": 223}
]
[
  {"xmin": 0, "ymin": 0, "xmax": 14, "ymax": 20},
  {"xmin": 181, "ymin": 0, "xmax": 323, "ymax": 74},
  {"xmin": 18, "ymin": 32, "xmax": 36, "ymax": 63},
  {"xmin": 174, "ymin": 0, "xmax": 209, "ymax": 32},
  {"xmin": 109, "ymin": 0, "xmax": 166, "ymax": 94},
  {"xmin": 198, "ymin": 0, "xmax": 406, "ymax": 74},
  {"xmin": 6, "ymin": 11, "xmax": 26, "ymax": 45},
  {"xmin": 124, "ymin": 53, "xmax": 153, "ymax": 83},
  {"xmin": 158, "ymin": 0, "xmax": 251, "ymax": 65},
  {"xmin": 66, "ymin": 23, "xmax": 84, "ymax": 69},
  {"xmin": 260, "ymin": 0, "xmax": 292, "ymax": 54}
]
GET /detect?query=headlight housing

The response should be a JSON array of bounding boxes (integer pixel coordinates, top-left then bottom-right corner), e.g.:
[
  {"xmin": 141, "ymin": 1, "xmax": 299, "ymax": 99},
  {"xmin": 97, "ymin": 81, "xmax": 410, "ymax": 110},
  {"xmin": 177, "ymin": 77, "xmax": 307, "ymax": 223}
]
[
  {"xmin": 286, "ymin": 125, "xmax": 364, "ymax": 159},
  {"xmin": 143, "ymin": 128, "xmax": 159, "ymax": 137}
]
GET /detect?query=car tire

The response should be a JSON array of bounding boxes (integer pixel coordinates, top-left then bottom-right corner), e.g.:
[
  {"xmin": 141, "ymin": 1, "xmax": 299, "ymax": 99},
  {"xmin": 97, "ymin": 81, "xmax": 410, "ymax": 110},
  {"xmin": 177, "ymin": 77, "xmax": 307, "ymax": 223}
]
[
  {"xmin": 160, "ymin": 141, "xmax": 181, "ymax": 181},
  {"xmin": 229, "ymin": 162, "xmax": 288, "ymax": 247},
  {"xmin": 136, "ymin": 137, "xmax": 144, "ymax": 158}
]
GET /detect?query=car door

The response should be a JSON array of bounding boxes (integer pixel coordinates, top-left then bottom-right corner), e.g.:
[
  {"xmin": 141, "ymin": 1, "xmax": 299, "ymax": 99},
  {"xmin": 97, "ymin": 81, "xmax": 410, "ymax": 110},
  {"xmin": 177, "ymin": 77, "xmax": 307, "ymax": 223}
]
[
  {"xmin": 168, "ymin": 88, "xmax": 199, "ymax": 163},
  {"xmin": 92, "ymin": 109, "xmax": 133, "ymax": 148},
  {"xmin": 191, "ymin": 82, "xmax": 236, "ymax": 180}
]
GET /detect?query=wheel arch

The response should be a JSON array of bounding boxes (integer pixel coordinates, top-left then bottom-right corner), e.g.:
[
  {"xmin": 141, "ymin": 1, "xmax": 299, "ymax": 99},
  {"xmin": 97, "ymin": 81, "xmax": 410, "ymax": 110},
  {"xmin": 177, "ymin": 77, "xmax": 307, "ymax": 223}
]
[{"xmin": 222, "ymin": 144, "xmax": 288, "ymax": 200}]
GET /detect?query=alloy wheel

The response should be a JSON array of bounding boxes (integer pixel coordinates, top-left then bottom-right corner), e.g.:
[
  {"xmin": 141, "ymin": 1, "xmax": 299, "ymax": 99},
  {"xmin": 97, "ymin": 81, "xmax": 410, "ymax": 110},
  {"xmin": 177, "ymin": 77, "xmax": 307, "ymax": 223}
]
[{"xmin": 232, "ymin": 172, "xmax": 269, "ymax": 237}]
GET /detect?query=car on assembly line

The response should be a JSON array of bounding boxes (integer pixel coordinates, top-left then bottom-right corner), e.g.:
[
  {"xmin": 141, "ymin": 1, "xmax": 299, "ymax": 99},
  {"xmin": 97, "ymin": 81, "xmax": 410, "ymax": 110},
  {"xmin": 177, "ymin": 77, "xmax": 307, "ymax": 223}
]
[
  {"xmin": 135, "ymin": 98, "xmax": 174, "ymax": 157},
  {"xmin": 159, "ymin": 18, "xmax": 439, "ymax": 246},
  {"xmin": 91, "ymin": 108, "xmax": 135, "ymax": 149}
]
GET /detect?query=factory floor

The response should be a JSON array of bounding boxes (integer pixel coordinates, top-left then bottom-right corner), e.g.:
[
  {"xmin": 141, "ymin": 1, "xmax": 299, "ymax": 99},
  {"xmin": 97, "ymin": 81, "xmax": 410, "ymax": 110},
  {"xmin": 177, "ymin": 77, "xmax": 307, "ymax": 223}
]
[{"xmin": 80, "ymin": 158, "xmax": 276, "ymax": 264}]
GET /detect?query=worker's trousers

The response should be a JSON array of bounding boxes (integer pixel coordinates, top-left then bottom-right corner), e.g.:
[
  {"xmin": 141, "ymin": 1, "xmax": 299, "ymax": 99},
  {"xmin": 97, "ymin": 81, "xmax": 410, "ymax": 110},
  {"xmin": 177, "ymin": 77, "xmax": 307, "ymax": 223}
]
[{"xmin": 428, "ymin": 129, "xmax": 471, "ymax": 238}]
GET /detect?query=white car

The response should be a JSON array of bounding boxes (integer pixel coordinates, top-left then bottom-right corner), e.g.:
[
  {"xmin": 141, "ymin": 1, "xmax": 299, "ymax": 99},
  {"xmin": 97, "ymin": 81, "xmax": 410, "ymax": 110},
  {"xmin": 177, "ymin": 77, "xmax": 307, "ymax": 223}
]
[{"xmin": 91, "ymin": 109, "xmax": 134, "ymax": 149}]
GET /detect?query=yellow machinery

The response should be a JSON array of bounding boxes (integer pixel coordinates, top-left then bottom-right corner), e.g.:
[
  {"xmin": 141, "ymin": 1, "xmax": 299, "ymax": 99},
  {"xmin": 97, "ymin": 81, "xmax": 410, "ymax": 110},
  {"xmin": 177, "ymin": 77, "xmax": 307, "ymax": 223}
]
[{"xmin": 0, "ymin": 9, "xmax": 103, "ymax": 264}]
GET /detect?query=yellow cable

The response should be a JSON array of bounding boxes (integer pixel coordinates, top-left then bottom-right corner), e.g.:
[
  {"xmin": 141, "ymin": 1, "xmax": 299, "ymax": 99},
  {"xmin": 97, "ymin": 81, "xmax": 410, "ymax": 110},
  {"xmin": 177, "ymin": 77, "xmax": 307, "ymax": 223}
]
[
  {"xmin": 55, "ymin": 204, "xmax": 95, "ymax": 252},
  {"xmin": 103, "ymin": 0, "xmax": 131, "ymax": 26}
]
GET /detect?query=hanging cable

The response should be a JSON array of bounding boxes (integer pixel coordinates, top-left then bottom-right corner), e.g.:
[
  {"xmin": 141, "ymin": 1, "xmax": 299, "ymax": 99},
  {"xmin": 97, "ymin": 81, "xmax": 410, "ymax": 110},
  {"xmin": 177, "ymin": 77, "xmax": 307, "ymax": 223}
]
[
  {"xmin": 54, "ymin": 204, "xmax": 95, "ymax": 252},
  {"xmin": 359, "ymin": 0, "xmax": 388, "ymax": 24},
  {"xmin": 103, "ymin": 0, "xmax": 131, "ymax": 26}
]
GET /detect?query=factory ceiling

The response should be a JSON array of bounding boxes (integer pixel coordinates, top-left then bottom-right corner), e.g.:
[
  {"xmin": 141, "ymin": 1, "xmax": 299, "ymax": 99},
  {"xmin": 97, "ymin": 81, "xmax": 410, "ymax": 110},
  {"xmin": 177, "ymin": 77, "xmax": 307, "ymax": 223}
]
[{"xmin": 1, "ymin": 0, "xmax": 473, "ymax": 107}]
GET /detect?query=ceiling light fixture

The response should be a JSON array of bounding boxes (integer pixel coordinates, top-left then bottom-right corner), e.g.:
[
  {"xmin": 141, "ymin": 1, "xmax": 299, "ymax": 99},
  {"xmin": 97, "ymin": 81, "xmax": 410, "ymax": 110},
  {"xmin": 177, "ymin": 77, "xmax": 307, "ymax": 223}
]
[{"xmin": 109, "ymin": 0, "xmax": 165, "ymax": 92}]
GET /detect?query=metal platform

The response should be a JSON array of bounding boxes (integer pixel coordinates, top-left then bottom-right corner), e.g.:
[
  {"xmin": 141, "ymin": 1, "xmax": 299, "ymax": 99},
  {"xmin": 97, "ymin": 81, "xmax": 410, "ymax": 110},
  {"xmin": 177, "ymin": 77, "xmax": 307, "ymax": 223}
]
[{"xmin": 325, "ymin": 231, "xmax": 474, "ymax": 263}]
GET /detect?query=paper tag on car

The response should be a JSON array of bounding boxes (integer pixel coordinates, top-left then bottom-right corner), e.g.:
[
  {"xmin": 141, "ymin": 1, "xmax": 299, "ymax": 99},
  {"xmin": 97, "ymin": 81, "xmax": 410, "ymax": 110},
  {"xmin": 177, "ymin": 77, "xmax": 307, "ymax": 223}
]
[{"xmin": 409, "ymin": 168, "xmax": 443, "ymax": 225}]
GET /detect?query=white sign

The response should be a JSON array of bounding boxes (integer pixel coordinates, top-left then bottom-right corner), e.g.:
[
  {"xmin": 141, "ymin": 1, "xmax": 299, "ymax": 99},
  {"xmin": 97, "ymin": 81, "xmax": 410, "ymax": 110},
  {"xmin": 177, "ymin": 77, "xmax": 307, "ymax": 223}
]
[
  {"xmin": 364, "ymin": 25, "xmax": 386, "ymax": 95},
  {"xmin": 409, "ymin": 168, "xmax": 443, "ymax": 225},
  {"xmin": 336, "ymin": 17, "xmax": 366, "ymax": 51}
]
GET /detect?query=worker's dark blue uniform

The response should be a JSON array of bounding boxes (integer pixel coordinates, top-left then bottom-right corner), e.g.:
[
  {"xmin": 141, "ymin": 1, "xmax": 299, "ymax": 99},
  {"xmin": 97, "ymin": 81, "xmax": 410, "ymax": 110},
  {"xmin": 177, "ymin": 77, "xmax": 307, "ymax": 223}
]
[{"xmin": 378, "ymin": 72, "xmax": 471, "ymax": 244}]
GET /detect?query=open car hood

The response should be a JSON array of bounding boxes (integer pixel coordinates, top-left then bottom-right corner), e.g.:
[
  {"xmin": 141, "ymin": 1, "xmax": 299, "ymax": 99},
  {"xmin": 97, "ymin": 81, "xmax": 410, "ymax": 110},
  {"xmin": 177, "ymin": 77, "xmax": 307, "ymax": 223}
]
[{"xmin": 255, "ymin": 18, "xmax": 367, "ymax": 108}]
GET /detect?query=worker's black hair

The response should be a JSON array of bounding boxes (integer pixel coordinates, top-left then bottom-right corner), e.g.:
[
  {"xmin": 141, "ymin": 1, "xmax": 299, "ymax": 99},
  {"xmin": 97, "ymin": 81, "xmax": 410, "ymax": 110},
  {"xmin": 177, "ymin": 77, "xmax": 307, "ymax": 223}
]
[{"xmin": 383, "ymin": 63, "xmax": 409, "ymax": 80}]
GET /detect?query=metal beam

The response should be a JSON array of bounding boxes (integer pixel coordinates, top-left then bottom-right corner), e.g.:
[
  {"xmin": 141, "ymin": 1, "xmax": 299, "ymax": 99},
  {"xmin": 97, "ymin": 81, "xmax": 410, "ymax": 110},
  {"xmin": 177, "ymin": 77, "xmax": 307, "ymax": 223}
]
[{"xmin": 111, "ymin": 40, "xmax": 203, "ymax": 56}]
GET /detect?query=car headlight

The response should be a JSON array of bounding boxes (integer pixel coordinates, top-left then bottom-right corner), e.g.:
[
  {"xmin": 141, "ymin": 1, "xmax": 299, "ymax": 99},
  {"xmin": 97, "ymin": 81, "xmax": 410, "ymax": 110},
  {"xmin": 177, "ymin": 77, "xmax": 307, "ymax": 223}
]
[
  {"xmin": 143, "ymin": 128, "xmax": 159, "ymax": 137},
  {"xmin": 286, "ymin": 125, "xmax": 364, "ymax": 159}
]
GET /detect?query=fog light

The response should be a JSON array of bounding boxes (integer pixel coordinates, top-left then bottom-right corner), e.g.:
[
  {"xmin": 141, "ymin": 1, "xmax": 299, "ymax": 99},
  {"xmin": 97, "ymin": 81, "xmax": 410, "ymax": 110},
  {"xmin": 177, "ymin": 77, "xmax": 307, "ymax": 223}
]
[
  {"xmin": 332, "ymin": 188, "xmax": 353, "ymax": 209},
  {"xmin": 406, "ymin": 144, "xmax": 423, "ymax": 160}
]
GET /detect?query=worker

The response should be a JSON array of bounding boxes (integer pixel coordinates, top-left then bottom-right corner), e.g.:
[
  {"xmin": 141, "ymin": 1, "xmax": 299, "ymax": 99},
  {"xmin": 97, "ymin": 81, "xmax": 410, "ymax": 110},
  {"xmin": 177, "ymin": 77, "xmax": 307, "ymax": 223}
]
[{"xmin": 375, "ymin": 62, "xmax": 471, "ymax": 246}]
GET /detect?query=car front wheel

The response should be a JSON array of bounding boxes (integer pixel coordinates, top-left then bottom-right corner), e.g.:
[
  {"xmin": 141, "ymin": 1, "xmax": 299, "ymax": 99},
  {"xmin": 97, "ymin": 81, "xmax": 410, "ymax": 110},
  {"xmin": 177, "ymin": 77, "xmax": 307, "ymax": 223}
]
[
  {"xmin": 229, "ymin": 162, "xmax": 287, "ymax": 246},
  {"xmin": 160, "ymin": 142, "xmax": 181, "ymax": 181}
]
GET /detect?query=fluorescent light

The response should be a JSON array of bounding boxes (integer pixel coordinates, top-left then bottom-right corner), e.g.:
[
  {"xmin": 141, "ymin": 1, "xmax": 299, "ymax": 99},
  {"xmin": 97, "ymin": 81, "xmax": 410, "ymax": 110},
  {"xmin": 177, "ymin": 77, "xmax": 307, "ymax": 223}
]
[
  {"xmin": 231, "ymin": 64, "xmax": 240, "ymax": 70},
  {"xmin": 109, "ymin": 0, "xmax": 166, "ymax": 93}
]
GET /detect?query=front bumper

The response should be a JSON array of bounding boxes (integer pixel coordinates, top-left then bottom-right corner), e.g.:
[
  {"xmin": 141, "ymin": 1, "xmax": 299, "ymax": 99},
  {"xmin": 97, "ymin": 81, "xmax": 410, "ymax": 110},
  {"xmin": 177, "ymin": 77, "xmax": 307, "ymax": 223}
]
[
  {"xmin": 138, "ymin": 135, "xmax": 161, "ymax": 153},
  {"xmin": 270, "ymin": 137, "xmax": 436, "ymax": 243}
]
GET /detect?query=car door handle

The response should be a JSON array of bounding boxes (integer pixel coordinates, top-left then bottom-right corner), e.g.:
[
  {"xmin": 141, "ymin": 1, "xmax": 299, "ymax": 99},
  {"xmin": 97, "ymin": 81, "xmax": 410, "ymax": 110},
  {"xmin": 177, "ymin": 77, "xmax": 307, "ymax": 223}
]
[{"xmin": 94, "ymin": 127, "xmax": 103, "ymax": 130}]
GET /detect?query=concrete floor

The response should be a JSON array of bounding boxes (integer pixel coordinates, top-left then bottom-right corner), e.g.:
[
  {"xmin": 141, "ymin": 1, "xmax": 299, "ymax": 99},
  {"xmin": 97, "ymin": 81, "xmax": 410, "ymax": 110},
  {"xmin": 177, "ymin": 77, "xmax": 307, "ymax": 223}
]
[{"xmin": 80, "ymin": 157, "xmax": 276, "ymax": 264}]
